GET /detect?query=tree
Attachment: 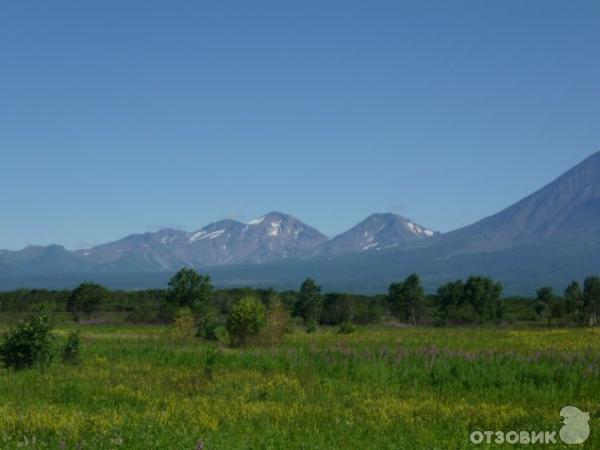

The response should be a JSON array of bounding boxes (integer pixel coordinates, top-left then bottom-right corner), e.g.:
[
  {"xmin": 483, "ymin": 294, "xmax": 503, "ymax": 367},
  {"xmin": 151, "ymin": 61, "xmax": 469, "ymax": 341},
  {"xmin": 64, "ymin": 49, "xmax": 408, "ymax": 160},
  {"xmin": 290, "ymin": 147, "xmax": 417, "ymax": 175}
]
[
  {"xmin": 295, "ymin": 278, "xmax": 323, "ymax": 330},
  {"xmin": 387, "ymin": 281, "xmax": 404, "ymax": 319},
  {"xmin": 226, "ymin": 296, "xmax": 266, "ymax": 346},
  {"xmin": 536, "ymin": 287, "xmax": 555, "ymax": 326},
  {"xmin": 438, "ymin": 280, "xmax": 468, "ymax": 325},
  {"xmin": 564, "ymin": 281, "xmax": 584, "ymax": 325},
  {"xmin": 163, "ymin": 268, "xmax": 213, "ymax": 321},
  {"xmin": 321, "ymin": 293, "xmax": 353, "ymax": 326},
  {"xmin": 463, "ymin": 276, "xmax": 503, "ymax": 323},
  {"xmin": 583, "ymin": 276, "xmax": 600, "ymax": 327},
  {"xmin": 68, "ymin": 282, "xmax": 108, "ymax": 321},
  {"xmin": 388, "ymin": 274, "xmax": 425, "ymax": 325},
  {"xmin": 0, "ymin": 306, "xmax": 56, "ymax": 370}
]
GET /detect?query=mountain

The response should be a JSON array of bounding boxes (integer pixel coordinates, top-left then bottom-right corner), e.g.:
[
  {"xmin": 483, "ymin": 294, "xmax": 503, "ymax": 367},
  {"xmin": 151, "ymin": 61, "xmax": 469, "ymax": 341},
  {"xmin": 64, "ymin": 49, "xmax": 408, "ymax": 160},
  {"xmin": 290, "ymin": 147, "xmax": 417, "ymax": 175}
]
[
  {"xmin": 431, "ymin": 151, "xmax": 600, "ymax": 256},
  {"xmin": 74, "ymin": 211, "xmax": 329, "ymax": 271},
  {"xmin": 2, "ymin": 152, "xmax": 600, "ymax": 295},
  {"xmin": 185, "ymin": 211, "xmax": 329, "ymax": 265},
  {"xmin": 314, "ymin": 213, "xmax": 438, "ymax": 256},
  {"xmin": 77, "ymin": 229, "xmax": 191, "ymax": 272},
  {"xmin": 0, "ymin": 245, "xmax": 91, "ymax": 276}
]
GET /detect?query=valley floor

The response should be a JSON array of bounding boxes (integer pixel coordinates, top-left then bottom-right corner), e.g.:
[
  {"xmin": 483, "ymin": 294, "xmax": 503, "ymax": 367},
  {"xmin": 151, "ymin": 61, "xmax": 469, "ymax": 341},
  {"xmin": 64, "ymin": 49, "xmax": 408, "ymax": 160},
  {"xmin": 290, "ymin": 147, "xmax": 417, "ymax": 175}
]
[{"xmin": 0, "ymin": 326, "xmax": 598, "ymax": 449}]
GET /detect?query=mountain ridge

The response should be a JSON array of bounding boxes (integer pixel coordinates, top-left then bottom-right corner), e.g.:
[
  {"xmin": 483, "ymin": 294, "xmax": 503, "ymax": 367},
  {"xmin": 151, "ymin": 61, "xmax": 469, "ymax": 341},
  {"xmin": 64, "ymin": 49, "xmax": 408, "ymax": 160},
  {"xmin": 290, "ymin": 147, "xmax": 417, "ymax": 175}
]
[{"xmin": 2, "ymin": 151, "xmax": 600, "ymax": 295}]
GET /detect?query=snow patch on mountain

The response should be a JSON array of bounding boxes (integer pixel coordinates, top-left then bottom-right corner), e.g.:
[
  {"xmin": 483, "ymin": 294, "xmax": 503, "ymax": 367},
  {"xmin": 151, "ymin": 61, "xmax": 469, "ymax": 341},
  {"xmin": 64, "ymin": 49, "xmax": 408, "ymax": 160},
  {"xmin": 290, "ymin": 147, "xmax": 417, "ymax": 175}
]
[
  {"xmin": 189, "ymin": 229, "xmax": 225, "ymax": 242},
  {"xmin": 268, "ymin": 221, "xmax": 282, "ymax": 236}
]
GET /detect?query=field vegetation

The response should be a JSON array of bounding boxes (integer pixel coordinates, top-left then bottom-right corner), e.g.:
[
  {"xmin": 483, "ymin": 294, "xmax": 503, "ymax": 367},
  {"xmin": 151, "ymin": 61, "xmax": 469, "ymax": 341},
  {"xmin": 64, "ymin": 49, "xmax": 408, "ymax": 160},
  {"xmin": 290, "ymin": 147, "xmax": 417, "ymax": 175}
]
[{"xmin": 0, "ymin": 270, "xmax": 598, "ymax": 449}]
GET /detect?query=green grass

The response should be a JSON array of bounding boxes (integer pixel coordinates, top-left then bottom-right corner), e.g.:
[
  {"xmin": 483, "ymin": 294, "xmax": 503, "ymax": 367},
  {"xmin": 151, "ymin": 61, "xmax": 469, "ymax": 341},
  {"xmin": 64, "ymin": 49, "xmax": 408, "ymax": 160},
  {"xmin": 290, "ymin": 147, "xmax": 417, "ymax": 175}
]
[{"xmin": 0, "ymin": 325, "xmax": 598, "ymax": 449}]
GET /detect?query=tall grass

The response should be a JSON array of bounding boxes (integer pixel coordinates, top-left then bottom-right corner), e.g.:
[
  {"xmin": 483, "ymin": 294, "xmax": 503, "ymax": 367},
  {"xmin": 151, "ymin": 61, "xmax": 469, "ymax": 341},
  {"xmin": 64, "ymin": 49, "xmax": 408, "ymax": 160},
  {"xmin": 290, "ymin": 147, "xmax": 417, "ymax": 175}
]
[{"xmin": 0, "ymin": 326, "xmax": 597, "ymax": 449}]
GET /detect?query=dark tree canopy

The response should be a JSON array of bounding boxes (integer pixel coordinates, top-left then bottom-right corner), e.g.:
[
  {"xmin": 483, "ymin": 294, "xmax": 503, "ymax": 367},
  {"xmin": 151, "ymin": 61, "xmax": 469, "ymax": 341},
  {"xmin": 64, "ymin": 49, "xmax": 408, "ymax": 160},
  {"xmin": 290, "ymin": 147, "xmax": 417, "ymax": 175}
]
[
  {"xmin": 68, "ymin": 282, "xmax": 108, "ymax": 321},
  {"xmin": 388, "ymin": 274, "xmax": 425, "ymax": 325},
  {"xmin": 164, "ymin": 268, "xmax": 213, "ymax": 319},
  {"xmin": 295, "ymin": 278, "xmax": 323, "ymax": 327},
  {"xmin": 437, "ymin": 276, "xmax": 503, "ymax": 324}
]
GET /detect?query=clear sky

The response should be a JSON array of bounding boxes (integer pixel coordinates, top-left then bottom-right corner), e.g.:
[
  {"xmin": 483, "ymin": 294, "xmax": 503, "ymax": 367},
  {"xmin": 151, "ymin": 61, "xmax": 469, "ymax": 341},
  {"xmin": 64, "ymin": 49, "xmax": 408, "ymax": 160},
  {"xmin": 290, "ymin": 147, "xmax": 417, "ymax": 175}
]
[{"xmin": 2, "ymin": 1, "xmax": 599, "ymax": 250}]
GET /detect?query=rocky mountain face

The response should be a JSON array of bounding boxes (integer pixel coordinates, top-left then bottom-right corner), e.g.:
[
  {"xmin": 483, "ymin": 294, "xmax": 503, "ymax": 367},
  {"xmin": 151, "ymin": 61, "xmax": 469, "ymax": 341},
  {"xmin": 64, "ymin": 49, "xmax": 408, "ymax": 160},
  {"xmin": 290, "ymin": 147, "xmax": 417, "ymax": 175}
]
[
  {"xmin": 70, "ymin": 212, "xmax": 329, "ymax": 271},
  {"xmin": 314, "ymin": 213, "xmax": 438, "ymax": 256},
  {"xmin": 185, "ymin": 211, "xmax": 329, "ymax": 265},
  {"xmin": 0, "ymin": 211, "xmax": 436, "ymax": 275}
]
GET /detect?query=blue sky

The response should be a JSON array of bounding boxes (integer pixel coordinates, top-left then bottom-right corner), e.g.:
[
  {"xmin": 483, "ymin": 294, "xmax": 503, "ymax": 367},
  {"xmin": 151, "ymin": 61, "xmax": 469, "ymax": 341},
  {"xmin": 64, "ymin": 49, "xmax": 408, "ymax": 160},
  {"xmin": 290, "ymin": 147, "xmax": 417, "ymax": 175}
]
[{"xmin": 1, "ymin": 1, "xmax": 599, "ymax": 250}]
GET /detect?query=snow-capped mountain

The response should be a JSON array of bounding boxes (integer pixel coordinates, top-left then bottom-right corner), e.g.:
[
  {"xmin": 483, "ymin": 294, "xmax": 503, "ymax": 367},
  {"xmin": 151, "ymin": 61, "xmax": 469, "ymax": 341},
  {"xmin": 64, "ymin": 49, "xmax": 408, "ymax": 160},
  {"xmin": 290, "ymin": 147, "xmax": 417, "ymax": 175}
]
[
  {"xmin": 185, "ymin": 212, "xmax": 329, "ymax": 265},
  {"xmin": 73, "ymin": 211, "xmax": 329, "ymax": 271},
  {"xmin": 314, "ymin": 213, "xmax": 438, "ymax": 256}
]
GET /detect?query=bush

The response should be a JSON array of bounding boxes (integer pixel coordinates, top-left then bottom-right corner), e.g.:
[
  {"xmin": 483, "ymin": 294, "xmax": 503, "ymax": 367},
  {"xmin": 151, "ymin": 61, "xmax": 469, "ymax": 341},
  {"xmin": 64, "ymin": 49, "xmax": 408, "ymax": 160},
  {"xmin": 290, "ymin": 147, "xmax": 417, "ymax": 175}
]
[
  {"xmin": 61, "ymin": 330, "xmax": 81, "ymax": 365},
  {"xmin": 226, "ymin": 297, "xmax": 266, "ymax": 346},
  {"xmin": 169, "ymin": 308, "xmax": 196, "ymax": 340},
  {"xmin": 0, "ymin": 307, "xmax": 56, "ymax": 370},
  {"xmin": 196, "ymin": 309, "xmax": 219, "ymax": 341},
  {"xmin": 254, "ymin": 298, "xmax": 290, "ymax": 347},
  {"xmin": 306, "ymin": 319, "xmax": 317, "ymax": 334},
  {"xmin": 337, "ymin": 321, "xmax": 356, "ymax": 334}
]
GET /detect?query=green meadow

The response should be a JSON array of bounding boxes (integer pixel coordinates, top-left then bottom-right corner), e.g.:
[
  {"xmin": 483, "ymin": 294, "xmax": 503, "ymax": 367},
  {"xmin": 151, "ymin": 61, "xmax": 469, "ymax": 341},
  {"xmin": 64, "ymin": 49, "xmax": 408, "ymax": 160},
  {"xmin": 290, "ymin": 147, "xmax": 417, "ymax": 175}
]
[{"xmin": 0, "ymin": 325, "xmax": 598, "ymax": 449}]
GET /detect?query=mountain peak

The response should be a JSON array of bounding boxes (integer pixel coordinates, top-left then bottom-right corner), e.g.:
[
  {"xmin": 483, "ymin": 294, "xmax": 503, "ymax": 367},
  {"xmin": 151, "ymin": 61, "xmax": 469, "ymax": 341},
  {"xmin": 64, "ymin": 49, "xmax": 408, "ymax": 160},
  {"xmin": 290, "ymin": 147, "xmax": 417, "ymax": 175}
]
[{"xmin": 313, "ymin": 213, "xmax": 437, "ymax": 256}]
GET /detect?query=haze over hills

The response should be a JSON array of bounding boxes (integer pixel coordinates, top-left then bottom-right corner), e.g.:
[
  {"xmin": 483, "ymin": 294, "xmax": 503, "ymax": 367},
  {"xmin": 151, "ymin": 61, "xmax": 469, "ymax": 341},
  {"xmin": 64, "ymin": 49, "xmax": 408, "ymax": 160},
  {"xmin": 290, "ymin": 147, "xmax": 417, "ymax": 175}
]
[{"xmin": 1, "ymin": 152, "xmax": 600, "ymax": 294}]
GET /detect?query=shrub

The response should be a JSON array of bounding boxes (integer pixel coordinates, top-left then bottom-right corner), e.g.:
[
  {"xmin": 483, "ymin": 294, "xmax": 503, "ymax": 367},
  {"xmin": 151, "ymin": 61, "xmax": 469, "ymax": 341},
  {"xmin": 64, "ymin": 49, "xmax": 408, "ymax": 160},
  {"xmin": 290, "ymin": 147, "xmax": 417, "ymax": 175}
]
[
  {"xmin": 254, "ymin": 297, "xmax": 290, "ymax": 347},
  {"xmin": 61, "ymin": 330, "xmax": 81, "ymax": 365},
  {"xmin": 0, "ymin": 307, "xmax": 56, "ymax": 370},
  {"xmin": 337, "ymin": 321, "xmax": 355, "ymax": 334},
  {"xmin": 306, "ymin": 319, "xmax": 317, "ymax": 334},
  {"xmin": 196, "ymin": 309, "xmax": 219, "ymax": 341},
  {"xmin": 226, "ymin": 296, "xmax": 266, "ymax": 346},
  {"xmin": 170, "ymin": 308, "xmax": 196, "ymax": 340}
]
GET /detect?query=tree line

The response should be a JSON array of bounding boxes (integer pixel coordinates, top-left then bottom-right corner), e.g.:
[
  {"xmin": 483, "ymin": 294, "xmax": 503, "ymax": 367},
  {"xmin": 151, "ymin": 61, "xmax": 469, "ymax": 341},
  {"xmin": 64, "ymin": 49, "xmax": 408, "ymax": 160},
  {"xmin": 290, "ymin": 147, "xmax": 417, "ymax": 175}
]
[{"xmin": 1, "ymin": 270, "xmax": 599, "ymax": 330}]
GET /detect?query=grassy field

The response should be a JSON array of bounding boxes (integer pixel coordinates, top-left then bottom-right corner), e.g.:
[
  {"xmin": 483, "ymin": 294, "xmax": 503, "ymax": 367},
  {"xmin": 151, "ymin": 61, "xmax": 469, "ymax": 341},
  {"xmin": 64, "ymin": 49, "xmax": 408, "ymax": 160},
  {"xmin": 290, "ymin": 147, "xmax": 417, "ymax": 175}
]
[{"xmin": 0, "ymin": 325, "xmax": 598, "ymax": 449}]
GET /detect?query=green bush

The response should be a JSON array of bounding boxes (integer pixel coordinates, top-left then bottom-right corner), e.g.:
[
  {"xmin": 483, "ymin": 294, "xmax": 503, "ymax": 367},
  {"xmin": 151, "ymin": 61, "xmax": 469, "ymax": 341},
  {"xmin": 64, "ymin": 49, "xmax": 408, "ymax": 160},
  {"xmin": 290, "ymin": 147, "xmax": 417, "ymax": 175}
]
[
  {"xmin": 61, "ymin": 330, "xmax": 81, "ymax": 365},
  {"xmin": 306, "ymin": 319, "xmax": 318, "ymax": 333},
  {"xmin": 226, "ymin": 297, "xmax": 266, "ymax": 346},
  {"xmin": 0, "ymin": 307, "xmax": 56, "ymax": 370},
  {"xmin": 169, "ymin": 308, "xmax": 196, "ymax": 340},
  {"xmin": 196, "ymin": 309, "xmax": 219, "ymax": 341},
  {"xmin": 337, "ymin": 321, "xmax": 356, "ymax": 334}
]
